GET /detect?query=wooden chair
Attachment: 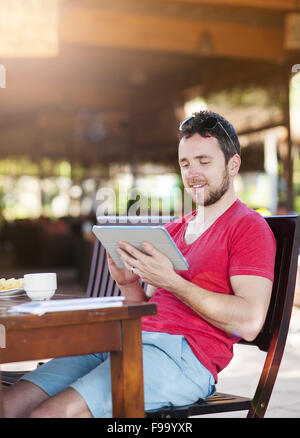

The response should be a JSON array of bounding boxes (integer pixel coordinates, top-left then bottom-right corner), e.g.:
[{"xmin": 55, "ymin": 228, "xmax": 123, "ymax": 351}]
[
  {"xmin": 2, "ymin": 215, "xmax": 300, "ymax": 420},
  {"xmin": 146, "ymin": 215, "xmax": 300, "ymax": 418}
]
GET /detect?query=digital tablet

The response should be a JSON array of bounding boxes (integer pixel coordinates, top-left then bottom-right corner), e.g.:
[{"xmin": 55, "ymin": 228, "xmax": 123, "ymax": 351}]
[{"xmin": 92, "ymin": 225, "xmax": 189, "ymax": 271}]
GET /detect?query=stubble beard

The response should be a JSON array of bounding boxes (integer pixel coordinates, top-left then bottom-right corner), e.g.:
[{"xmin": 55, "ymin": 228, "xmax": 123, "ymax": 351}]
[{"xmin": 196, "ymin": 168, "xmax": 230, "ymax": 207}]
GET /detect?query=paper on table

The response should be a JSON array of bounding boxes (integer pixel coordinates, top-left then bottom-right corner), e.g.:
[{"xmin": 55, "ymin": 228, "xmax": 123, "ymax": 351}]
[{"xmin": 8, "ymin": 296, "xmax": 125, "ymax": 316}]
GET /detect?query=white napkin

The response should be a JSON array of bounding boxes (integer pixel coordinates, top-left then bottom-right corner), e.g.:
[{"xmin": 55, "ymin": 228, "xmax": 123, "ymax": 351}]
[{"xmin": 8, "ymin": 296, "xmax": 125, "ymax": 316}]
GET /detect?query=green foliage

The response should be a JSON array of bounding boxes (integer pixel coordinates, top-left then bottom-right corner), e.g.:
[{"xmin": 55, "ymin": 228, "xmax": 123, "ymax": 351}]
[{"xmin": 206, "ymin": 86, "xmax": 282, "ymax": 108}]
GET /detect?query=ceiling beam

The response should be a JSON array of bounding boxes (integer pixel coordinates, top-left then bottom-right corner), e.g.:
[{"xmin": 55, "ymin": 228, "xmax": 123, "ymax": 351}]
[
  {"xmin": 0, "ymin": 78, "xmax": 130, "ymax": 111},
  {"xmin": 59, "ymin": 7, "xmax": 285, "ymax": 61},
  {"xmin": 147, "ymin": 0, "xmax": 300, "ymax": 11}
]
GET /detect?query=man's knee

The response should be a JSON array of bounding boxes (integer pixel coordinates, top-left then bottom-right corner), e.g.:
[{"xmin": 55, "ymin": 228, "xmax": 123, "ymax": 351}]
[
  {"xmin": 28, "ymin": 388, "xmax": 93, "ymax": 418},
  {"xmin": 28, "ymin": 397, "xmax": 69, "ymax": 418},
  {"xmin": 28, "ymin": 407, "xmax": 47, "ymax": 418},
  {"xmin": 3, "ymin": 380, "xmax": 49, "ymax": 418},
  {"xmin": 28, "ymin": 405, "xmax": 55, "ymax": 418}
]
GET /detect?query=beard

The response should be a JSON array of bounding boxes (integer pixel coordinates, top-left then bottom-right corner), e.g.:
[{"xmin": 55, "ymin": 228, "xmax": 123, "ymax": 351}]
[{"xmin": 193, "ymin": 168, "xmax": 230, "ymax": 207}]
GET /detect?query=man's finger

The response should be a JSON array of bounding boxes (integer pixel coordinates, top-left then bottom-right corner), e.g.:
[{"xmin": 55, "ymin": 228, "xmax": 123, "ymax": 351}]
[
  {"xmin": 141, "ymin": 241, "xmax": 159, "ymax": 256},
  {"xmin": 118, "ymin": 241, "xmax": 147, "ymax": 261},
  {"xmin": 117, "ymin": 247, "xmax": 137, "ymax": 266}
]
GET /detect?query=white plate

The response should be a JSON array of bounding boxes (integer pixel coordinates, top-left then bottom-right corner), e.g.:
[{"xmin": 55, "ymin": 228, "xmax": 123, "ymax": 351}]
[{"xmin": 0, "ymin": 288, "xmax": 25, "ymax": 298}]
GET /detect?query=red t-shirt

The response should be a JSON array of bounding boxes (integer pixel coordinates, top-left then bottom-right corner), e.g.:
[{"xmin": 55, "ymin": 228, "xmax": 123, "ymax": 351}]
[{"xmin": 142, "ymin": 199, "xmax": 276, "ymax": 382}]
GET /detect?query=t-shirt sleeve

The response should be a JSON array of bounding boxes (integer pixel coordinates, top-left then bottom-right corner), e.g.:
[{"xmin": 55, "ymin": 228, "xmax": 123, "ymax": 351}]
[{"xmin": 229, "ymin": 214, "xmax": 276, "ymax": 282}]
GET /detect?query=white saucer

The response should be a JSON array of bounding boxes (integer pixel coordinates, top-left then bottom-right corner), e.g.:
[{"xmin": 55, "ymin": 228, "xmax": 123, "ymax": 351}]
[{"xmin": 0, "ymin": 288, "xmax": 26, "ymax": 298}]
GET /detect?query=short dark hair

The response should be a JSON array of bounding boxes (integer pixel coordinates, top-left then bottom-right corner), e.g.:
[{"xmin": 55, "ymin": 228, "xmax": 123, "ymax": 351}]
[{"xmin": 179, "ymin": 110, "xmax": 241, "ymax": 163}]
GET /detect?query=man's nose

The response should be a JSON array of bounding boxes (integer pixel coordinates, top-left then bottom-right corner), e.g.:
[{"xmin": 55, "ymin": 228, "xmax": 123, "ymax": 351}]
[{"xmin": 187, "ymin": 163, "xmax": 201, "ymax": 178}]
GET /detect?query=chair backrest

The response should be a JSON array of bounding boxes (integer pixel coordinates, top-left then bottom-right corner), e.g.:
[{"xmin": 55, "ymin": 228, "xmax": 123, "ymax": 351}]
[
  {"xmin": 242, "ymin": 215, "xmax": 300, "ymax": 352},
  {"xmin": 86, "ymin": 216, "xmax": 176, "ymax": 298},
  {"xmin": 245, "ymin": 215, "xmax": 300, "ymax": 418}
]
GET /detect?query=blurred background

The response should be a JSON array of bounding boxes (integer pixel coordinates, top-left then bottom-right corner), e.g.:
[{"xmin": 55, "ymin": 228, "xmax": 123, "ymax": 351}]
[{"xmin": 0, "ymin": 0, "xmax": 300, "ymax": 306}]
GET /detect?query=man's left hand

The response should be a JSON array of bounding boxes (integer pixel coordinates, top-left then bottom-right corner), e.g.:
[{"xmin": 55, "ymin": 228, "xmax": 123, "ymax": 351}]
[{"xmin": 117, "ymin": 241, "xmax": 177, "ymax": 289}]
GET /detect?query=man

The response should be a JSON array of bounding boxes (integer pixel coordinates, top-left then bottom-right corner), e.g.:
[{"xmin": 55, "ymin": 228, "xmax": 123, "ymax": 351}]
[{"xmin": 3, "ymin": 111, "xmax": 276, "ymax": 418}]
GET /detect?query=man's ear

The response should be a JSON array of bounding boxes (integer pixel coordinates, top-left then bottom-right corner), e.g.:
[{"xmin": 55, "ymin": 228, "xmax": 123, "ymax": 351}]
[{"xmin": 228, "ymin": 154, "xmax": 241, "ymax": 177}]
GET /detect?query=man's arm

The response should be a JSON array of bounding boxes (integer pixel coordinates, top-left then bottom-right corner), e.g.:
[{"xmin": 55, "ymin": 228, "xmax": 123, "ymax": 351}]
[
  {"xmin": 117, "ymin": 241, "xmax": 272, "ymax": 341},
  {"xmin": 164, "ymin": 274, "xmax": 272, "ymax": 341}
]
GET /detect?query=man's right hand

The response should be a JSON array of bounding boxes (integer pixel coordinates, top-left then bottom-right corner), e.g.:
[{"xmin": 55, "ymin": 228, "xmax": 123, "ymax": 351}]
[{"xmin": 106, "ymin": 252, "xmax": 140, "ymax": 286}]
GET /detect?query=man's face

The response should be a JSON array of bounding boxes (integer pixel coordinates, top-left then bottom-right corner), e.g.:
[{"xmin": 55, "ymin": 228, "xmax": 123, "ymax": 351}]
[{"xmin": 178, "ymin": 133, "xmax": 231, "ymax": 206}]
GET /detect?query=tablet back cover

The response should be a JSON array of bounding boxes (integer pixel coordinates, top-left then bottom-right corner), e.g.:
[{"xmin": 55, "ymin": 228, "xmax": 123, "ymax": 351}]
[{"xmin": 92, "ymin": 225, "xmax": 189, "ymax": 271}]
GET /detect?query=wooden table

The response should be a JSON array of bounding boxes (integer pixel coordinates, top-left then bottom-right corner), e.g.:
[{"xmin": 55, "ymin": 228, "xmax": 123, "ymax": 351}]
[{"xmin": 0, "ymin": 295, "xmax": 156, "ymax": 418}]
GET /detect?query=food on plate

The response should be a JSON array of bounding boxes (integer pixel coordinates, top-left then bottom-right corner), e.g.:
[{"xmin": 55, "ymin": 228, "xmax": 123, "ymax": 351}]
[{"xmin": 0, "ymin": 277, "xmax": 24, "ymax": 291}]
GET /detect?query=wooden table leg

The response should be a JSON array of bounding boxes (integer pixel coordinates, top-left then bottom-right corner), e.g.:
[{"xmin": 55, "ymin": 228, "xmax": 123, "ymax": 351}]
[{"xmin": 110, "ymin": 318, "xmax": 145, "ymax": 418}]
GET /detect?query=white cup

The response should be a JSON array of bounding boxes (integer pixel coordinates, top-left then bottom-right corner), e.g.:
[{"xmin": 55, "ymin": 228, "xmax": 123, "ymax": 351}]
[{"xmin": 23, "ymin": 273, "xmax": 57, "ymax": 301}]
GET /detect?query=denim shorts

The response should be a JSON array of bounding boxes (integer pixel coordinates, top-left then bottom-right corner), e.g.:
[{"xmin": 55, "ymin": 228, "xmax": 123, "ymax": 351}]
[{"xmin": 21, "ymin": 331, "xmax": 216, "ymax": 417}]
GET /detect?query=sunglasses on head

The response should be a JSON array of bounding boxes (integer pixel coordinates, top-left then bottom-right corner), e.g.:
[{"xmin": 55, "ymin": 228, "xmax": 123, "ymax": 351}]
[{"xmin": 179, "ymin": 115, "xmax": 236, "ymax": 150}]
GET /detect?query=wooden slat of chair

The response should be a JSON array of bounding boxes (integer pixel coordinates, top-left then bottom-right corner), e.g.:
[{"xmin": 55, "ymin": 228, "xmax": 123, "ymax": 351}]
[
  {"xmin": 86, "ymin": 216, "xmax": 175, "ymax": 299},
  {"xmin": 146, "ymin": 215, "xmax": 300, "ymax": 418},
  {"xmin": 146, "ymin": 393, "xmax": 252, "ymax": 418}
]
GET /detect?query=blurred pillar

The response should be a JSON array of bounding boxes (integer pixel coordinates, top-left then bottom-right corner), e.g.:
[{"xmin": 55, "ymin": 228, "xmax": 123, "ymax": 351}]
[
  {"xmin": 264, "ymin": 129, "xmax": 278, "ymax": 214},
  {"xmin": 283, "ymin": 66, "xmax": 294, "ymax": 211}
]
